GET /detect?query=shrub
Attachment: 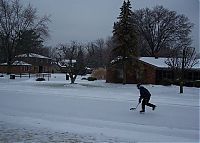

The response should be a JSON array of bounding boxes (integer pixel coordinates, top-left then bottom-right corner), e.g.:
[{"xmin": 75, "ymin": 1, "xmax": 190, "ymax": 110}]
[
  {"xmin": 36, "ymin": 78, "xmax": 45, "ymax": 81},
  {"xmin": 185, "ymin": 80, "xmax": 200, "ymax": 88},
  {"xmin": 161, "ymin": 78, "xmax": 172, "ymax": 86},
  {"xmin": 91, "ymin": 68, "xmax": 106, "ymax": 80},
  {"xmin": 87, "ymin": 77, "xmax": 97, "ymax": 81},
  {"xmin": 194, "ymin": 80, "xmax": 200, "ymax": 88},
  {"xmin": 81, "ymin": 77, "xmax": 87, "ymax": 80}
]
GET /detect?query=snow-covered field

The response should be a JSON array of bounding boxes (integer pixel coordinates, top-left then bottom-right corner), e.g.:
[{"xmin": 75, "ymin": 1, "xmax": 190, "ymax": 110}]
[{"xmin": 0, "ymin": 74, "xmax": 199, "ymax": 143}]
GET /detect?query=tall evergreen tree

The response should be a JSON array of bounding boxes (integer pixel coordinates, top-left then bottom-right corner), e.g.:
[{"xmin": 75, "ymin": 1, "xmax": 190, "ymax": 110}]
[
  {"xmin": 16, "ymin": 29, "xmax": 43, "ymax": 55},
  {"xmin": 112, "ymin": 0, "xmax": 138, "ymax": 84}
]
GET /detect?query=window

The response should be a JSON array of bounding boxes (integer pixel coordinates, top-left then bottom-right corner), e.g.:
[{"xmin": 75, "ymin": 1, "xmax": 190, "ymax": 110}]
[
  {"xmin": 25, "ymin": 66, "xmax": 29, "ymax": 72},
  {"xmin": 117, "ymin": 69, "xmax": 123, "ymax": 79}
]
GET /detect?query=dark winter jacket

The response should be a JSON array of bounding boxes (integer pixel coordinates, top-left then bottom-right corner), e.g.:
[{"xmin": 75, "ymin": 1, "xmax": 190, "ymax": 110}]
[{"xmin": 138, "ymin": 86, "xmax": 151, "ymax": 102}]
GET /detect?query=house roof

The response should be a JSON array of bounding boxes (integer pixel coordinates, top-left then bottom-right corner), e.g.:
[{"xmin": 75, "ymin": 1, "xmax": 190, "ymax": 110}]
[
  {"xmin": 111, "ymin": 56, "xmax": 200, "ymax": 69},
  {"xmin": 16, "ymin": 53, "xmax": 51, "ymax": 59},
  {"xmin": 58, "ymin": 59, "xmax": 77, "ymax": 67},
  {"xmin": 140, "ymin": 57, "xmax": 200, "ymax": 69},
  {"xmin": 110, "ymin": 56, "xmax": 167, "ymax": 67},
  {"xmin": 0, "ymin": 61, "xmax": 32, "ymax": 66},
  {"xmin": 140, "ymin": 57, "xmax": 168, "ymax": 68}
]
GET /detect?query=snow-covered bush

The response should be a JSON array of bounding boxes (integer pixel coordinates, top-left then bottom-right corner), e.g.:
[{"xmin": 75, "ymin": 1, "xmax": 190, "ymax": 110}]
[
  {"xmin": 81, "ymin": 77, "xmax": 87, "ymax": 80},
  {"xmin": 36, "ymin": 78, "xmax": 45, "ymax": 81},
  {"xmin": 87, "ymin": 77, "xmax": 97, "ymax": 81}
]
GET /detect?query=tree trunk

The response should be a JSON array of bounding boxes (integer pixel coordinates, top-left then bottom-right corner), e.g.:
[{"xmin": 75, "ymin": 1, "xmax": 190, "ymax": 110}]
[
  {"xmin": 180, "ymin": 81, "xmax": 183, "ymax": 94},
  {"xmin": 6, "ymin": 59, "xmax": 12, "ymax": 74},
  {"xmin": 71, "ymin": 78, "xmax": 75, "ymax": 84},
  {"xmin": 122, "ymin": 59, "xmax": 127, "ymax": 84},
  {"xmin": 180, "ymin": 48, "xmax": 185, "ymax": 94},
  {"xmin": 69, "ymin": 74, "xmax": 77, "ymax": 84}
]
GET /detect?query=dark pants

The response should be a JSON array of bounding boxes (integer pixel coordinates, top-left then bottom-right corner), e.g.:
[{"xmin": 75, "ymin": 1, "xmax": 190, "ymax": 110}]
[{"xmin": 141, "ymin": 98, "xmax": 155, "ymax": 111}]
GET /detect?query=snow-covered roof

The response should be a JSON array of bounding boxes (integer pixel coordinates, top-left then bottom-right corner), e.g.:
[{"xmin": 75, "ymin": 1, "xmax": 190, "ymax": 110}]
[
  {"xmin": 61, "ymin": 59, "xmax": 76, "ymax": 63},
  {"xmin": 16, "ymin": 53, "xmax": 51, "ymax": 59},
  {"xmin": 58, "ymin": 59, "xmax": 77, "ymax": 67},
  {"xmin": 140, "ymin": 57, "xmax": 200, "ymax": 69},
  {"xmin": 140, "ymin": 57, "xmax": 168, "ymax": 68},
  {"xmin": 110, "ymin": 56, "xmax": 123, "ymax": 64},
  {"xmin": 111, "ymin": 56, "xmax": 200, "ymax": 69},
  {"xmin": 110, "ymin": 56, "xmax": 131, "ymax": 64},
  {"xmin": 0, "ymin": 61, "xmax": 31, "ymax": 66},
  {"xmin": 110, "ymin": 56, "xmax": 166, "ymax": 67}
]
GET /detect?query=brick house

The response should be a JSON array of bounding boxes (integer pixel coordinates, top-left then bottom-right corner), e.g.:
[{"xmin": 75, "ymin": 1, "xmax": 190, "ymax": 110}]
[
  {"xmin": 0, "ymin": 53, "xmax": 52, "ymax": 74},
  {"xmin": 16, "ymin": 53, "xmax": 52, "ymax": 73},
  {"xmin": 0, "ymin": 61, "xmax": 31, "ymax": 74},
  {"xmin": 106, "ymin": 57, "xmax": 200, "ymax": 85}
]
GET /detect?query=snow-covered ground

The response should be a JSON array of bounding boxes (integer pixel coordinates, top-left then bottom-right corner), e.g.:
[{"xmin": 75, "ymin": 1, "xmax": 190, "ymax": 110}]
[{"xmin": 0, "ymin": 74, "xmax": 199, "ymax": 142}]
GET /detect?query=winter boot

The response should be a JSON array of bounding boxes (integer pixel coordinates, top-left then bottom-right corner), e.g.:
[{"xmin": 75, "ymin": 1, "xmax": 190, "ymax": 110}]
[
  {"xmin": 152, "ymin": 105, "xmax": 156, "ymax": 110},
  {"xmin": 140, "ymin": 110, "xmax": 145, "ymax": 113}
]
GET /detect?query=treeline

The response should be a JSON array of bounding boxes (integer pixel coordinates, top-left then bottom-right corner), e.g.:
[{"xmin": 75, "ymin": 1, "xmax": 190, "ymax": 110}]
[
  {"xmin": 49, "ymin": 1, "xmax": 198, "ymax": 70},
  {"xmin": 0, "ymin": 0, "xmax": 198, "ymax": 70},
  {"xmin": 48, "ymin": 38, "xmax": 114, "ymax": 69}
]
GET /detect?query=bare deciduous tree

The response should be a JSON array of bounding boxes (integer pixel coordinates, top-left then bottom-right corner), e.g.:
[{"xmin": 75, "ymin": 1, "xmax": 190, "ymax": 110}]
[
  {"xmin": 165, "ymin": 46, "xmax": 198, "ymax": 93},
  {"xmin": 94, "ymin": 38, "xmax": 106, "ymax": 67},
  {"xmin": 133, "ymin": 6, "xmax": 193, "ymax": 57},
  {"xmin": 57, "ymin": 41, "xmax": 85, "ymax": 84},
  {"xmin": 104, "ymin": 36, "xmax": 115, "ymax": 65},
  {"xmin": 85, "ymin": 42, "xmax": 97, "ymax": 68},
  {"xmin": 163, "ymin": 13, "xmax": 197, "ymax": 93},
  {"xmin": 0, "ymin": 0, "xmax": 50, "ymax": 73},
  {"xmin": 84, "ymin": 38, "xmax": 110, "ymax": 68}
]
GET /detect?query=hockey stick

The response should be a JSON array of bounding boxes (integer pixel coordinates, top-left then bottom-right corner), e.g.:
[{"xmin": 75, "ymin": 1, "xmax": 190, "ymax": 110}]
[{"xmin": 130, "ymin": 102, "xmax": 140, "ymax": 110}]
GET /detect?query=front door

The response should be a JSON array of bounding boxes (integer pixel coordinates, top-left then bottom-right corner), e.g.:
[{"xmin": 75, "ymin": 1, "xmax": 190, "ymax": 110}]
[{"xmin": 39, "ymin": 66, "xmax": 43, "ymax": 73}]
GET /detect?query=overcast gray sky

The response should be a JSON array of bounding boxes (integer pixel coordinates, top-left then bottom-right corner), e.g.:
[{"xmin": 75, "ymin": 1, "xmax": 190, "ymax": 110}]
[{"xmin": 22, "ymin": 0, "xmax": 199, "ymax": 52}]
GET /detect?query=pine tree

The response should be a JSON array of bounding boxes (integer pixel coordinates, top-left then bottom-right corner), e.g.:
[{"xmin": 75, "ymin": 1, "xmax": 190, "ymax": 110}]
[
  {"xmin": 16, "ymin": 29, "xmax": 43, "ymax": 55},
  {"xmin": 112, "ymin": 0, "xmax": 138, "ymax": 84}
]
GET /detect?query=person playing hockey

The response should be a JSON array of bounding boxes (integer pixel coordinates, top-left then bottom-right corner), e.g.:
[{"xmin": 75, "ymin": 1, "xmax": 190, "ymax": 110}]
[{"xmin": 137, "ymin": 84, "xmax": 156, "ymax": 113}]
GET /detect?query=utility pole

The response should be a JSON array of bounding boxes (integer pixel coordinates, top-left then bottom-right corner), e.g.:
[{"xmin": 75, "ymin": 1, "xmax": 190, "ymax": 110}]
[{"xmin": 180, "ymin": 48, "xmax": 185, "ymax": 94}]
